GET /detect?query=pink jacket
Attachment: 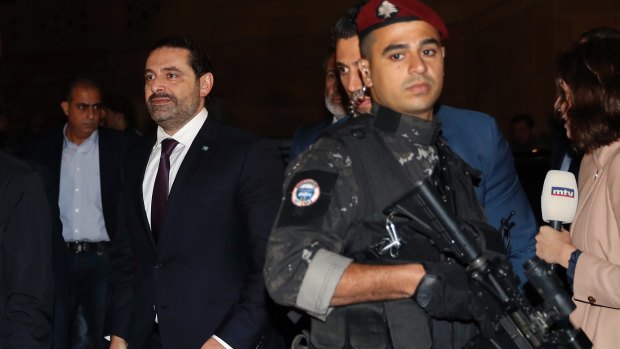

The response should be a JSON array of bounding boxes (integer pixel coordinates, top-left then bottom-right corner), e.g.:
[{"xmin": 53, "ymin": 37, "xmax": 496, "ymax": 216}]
[{"xmin": 570, "ymin": 140, "xmax": 620, "ymax": 349}]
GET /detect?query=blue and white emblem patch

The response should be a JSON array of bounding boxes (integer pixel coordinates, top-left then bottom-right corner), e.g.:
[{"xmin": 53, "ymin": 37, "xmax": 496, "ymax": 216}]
[{"xmin": 291, "ymin": 179, "xmax": 321, "ymax": 207}]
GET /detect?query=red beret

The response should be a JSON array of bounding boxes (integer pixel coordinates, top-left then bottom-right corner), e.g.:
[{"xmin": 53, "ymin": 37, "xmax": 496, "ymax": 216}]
[{"xmin": 357, "ymin": 0, "xmax": 448, "ymax": 41}]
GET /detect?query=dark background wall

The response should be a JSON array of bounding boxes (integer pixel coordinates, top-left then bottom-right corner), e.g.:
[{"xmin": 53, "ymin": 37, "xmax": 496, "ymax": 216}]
[
  {"xmin": 1, "ymin": 0, "xmax": 619, "ymax": 139},
  {"xmin": 436, "ymin": 0, "xmax": 620, "ymax": 134}
]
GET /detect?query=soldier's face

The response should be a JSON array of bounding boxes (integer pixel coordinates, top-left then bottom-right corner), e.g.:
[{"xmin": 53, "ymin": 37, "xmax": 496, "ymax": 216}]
[{"xmin": 365, "ymin": 21, "xmax": 445, "ymax": 120}]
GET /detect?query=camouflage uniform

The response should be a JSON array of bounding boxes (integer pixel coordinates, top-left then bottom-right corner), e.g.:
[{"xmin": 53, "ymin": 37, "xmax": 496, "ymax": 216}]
[{"xmin": 265, "ymin": 105, "xmax": 494, "ymax": 348}]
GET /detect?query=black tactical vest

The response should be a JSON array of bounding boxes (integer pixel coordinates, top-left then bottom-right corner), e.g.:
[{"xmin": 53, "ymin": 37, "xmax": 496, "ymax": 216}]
[{"xmin": 307, "ymin": 111, "xmax": 505, "ymax": 349}]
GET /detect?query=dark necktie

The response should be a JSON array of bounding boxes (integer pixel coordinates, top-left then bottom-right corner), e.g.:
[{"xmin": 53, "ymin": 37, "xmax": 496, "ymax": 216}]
[{"xmin": 151, "ymin": 138, "xmax": 179, "ymax": 243}]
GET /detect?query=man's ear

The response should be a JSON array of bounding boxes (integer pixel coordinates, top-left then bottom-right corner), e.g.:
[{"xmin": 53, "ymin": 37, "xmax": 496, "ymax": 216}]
[
  {"xmin": 199, "ymin": 72, "xmax": 214, "ymax": 97},
  {"xmin": 61, "ymin": 101, "xmax": 70, "ymax": 116},
  {"xmin": 358, "ymin": 59, "xmax": 373, "ymax": 88}
]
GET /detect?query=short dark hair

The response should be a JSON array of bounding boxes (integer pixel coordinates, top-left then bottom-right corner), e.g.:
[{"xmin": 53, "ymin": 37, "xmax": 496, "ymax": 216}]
[
  {"xmin": 331, "ymin": 2, "xmax": 366, "ymax": 51},
  {"xmin": 65, "ymin": 78, "xmax": 100, "ymax": 102},
  {"xmin": 556, "ymin": 37, "xmax": 620, "ymax": 152},
  {"xmin": 149, "ymin": 37, "xmax": 214, "ymax": 104},
  {"xmin": 360, "ymin": 32, "xmax": 376, "ymax": 59}
]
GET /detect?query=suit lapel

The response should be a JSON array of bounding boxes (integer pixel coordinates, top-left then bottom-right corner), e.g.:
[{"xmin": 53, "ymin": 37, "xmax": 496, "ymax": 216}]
[
  {"xmin": 573, "ymin": 152, "xmax": 602, "ymax": 224},
  {"xmin": 158, "ymin": 118, "xmax": 218, "ymax": 246},
  {"xmin": 52, "ymin": 130, "xmax": 65, "ymax": 201},
  {"xmin": 98, "ymin": 129, "xmax": 112, "ymax": 221}
]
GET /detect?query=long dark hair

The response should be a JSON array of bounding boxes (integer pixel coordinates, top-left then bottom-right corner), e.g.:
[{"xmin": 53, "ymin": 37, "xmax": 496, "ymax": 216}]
[{"xmin": 556, "ymin": 36, "xmax": 620, "ymax": 152}]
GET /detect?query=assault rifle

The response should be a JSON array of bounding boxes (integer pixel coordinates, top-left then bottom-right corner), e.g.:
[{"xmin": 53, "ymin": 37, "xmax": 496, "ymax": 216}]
[{"xmin": 383, "ymin": 177, "xmax": 592, "ymax": 349}]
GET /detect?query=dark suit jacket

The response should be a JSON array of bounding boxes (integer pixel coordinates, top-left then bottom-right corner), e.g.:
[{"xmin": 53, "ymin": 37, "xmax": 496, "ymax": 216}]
[
  {"xmin": 551, "ymin": 131, "xmax": 583, "ymax": 180},
  {"xmin": 0, "ymin": 151, "xmax": 54, "ymax": 349},
  {"xmin": 436, "ymin": 105, "xmax": 538, "ymax": 285},
  {"xmin": 108, "ymin": 118, "xmax": 284, "ymax": 348}
]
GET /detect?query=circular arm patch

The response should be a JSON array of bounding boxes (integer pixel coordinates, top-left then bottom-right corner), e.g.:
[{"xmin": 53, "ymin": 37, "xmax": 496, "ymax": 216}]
[{"xmin": 291, "ymin": 179, "xmax": 321, "ymax": 207}]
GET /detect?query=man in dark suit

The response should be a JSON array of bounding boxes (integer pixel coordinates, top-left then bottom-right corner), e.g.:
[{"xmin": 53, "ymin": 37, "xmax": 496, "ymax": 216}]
[
  {"xmin": 107, "ymin": 37, "xmax": 284, "ymax": 349},
  {"xmin": 0, "ymin": 151, "xmax": 54, "ymax": 349},
  {"xmin": 23, "ymin": 78, "xmax": 138, "ymax": 349}
]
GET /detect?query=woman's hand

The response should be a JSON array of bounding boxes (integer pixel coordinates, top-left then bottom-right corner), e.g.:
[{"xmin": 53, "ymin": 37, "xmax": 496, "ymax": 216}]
[{"xmin": 535, "ymin": 225, "xmax": 577, "ymax": 268}]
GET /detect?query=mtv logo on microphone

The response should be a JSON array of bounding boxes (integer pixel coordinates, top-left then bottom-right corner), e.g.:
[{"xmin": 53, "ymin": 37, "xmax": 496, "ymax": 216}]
[
  {"xmin": 551, "ymin": 186, "xmax": 575, "ymax": 198},
  {"xmin": 542, "ymin": 171, "xmax": 578, "ymax": 224}
]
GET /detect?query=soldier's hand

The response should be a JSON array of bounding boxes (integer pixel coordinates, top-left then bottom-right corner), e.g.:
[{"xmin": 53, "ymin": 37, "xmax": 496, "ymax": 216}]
[{"xmin": 414, "ymin": 262, "xmax": 494, "ymax": 338}]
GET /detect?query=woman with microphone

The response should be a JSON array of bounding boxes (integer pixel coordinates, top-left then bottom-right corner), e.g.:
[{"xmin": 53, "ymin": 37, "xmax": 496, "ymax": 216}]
[{"xmin": 535, "ymin": 29, "xmax": 620, "ymax": 348}]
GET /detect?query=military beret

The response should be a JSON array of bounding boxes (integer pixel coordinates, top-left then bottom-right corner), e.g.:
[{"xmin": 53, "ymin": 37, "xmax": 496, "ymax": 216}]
[{"xmin": 357, "ymin": 0, "xmax": 449, "ymax": 41}]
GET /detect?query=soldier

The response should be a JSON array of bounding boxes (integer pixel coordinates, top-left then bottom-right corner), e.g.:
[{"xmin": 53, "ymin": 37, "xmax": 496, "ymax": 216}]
[{"xmin": 264, "ymin": 1, "xmax": 503, "ymax": 347}]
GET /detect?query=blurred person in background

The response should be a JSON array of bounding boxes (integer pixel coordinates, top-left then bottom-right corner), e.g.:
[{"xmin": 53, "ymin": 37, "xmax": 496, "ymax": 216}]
[
  {"xmin": 509, "ymin": 114, "xmax": 545, "ymax": 154},
  {"xmin": 101, "ymin": 94, "xmax": 141, "ymax": 136},
  {"xmin": 289, "ymin": 50, "xmax": 348, "ymax": 160}
]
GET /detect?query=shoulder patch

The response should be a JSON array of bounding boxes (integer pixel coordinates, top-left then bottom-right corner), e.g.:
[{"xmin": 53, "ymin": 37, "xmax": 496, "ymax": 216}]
[
  {"xmin": 291, "ymin": 179, "xmax": 321, "ymax": 207},
  {"xmin": 276, "ymin": 170, "xmax": 339, "ymax": 228}
]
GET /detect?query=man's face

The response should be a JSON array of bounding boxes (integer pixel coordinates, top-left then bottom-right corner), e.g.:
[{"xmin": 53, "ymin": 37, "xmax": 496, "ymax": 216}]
[
  {"xmin": 145, "ymin": 47, "xmax": 212, "ymax": 133},
  {"xmin": 61, "ymin": 85, "xmax": 103, "ymax": 144},
  {"xmin": 363, "ymin": 21, "xmax": 445, "ymax": 120},
  {"xmin": 324, "ymin": 54, "xmax": 346, "ymax": 118},
  {"xmin": 336, "ymin": 36, "xmax": 372, "ymax": 114}
]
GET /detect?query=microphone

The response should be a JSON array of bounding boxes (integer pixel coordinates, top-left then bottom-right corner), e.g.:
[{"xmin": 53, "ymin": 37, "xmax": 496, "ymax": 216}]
[{"xmin": 541, "ymin": 170, "xmax": 578, "ymax": 230}]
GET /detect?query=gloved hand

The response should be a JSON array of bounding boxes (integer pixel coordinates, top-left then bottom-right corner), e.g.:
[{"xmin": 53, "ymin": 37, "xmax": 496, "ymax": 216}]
[{"xmin": 414, "ymin": 262, "xmax": 495, "ymax": 338}]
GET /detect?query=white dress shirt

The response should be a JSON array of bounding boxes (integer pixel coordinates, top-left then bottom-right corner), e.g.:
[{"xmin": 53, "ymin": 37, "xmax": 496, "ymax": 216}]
[{"xmin": 142, "ymin": 108, "xmax": 208, "ymax": 226}]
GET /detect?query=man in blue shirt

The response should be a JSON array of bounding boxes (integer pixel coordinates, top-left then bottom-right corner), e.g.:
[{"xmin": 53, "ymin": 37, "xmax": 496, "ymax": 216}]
[{"xmin": 24, "ymin": 78, "xmax": 138, "ymax": 349}]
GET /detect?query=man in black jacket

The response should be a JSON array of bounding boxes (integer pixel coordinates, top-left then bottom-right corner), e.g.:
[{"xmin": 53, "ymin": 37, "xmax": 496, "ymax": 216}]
[{"xmin": 0, "ymin": 151, "xmax": 54, "ymax": 349}]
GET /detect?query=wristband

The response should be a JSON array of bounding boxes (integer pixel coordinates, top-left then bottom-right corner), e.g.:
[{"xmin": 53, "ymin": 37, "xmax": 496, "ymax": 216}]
[{"xmin": 567, "ymin": 249, "xmax": 582, "ymax": 290}]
